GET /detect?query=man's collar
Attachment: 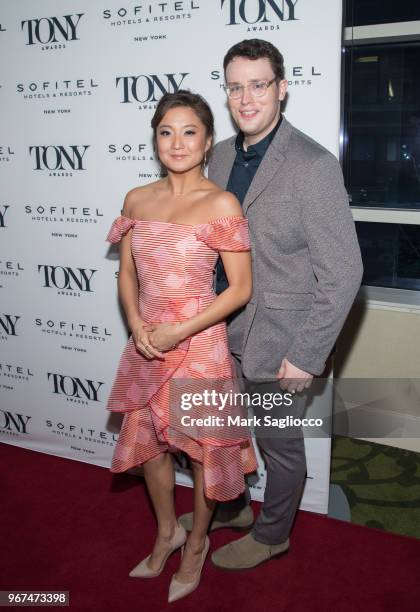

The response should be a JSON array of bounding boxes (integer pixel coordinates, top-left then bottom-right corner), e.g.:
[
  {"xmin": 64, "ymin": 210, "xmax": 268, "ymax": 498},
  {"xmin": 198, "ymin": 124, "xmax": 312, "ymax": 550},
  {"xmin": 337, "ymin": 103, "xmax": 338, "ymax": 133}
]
[{"xmin": 235, "ymin": 113, "xmax": 283, "ymax": 157}]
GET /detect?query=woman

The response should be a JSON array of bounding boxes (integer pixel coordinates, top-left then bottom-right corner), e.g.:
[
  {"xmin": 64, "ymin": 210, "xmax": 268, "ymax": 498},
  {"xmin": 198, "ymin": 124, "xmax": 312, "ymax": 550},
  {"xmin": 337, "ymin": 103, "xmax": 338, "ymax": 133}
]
[{"xmin": 105, "ymin": 90, "xmax": 257, "ymax": 602}]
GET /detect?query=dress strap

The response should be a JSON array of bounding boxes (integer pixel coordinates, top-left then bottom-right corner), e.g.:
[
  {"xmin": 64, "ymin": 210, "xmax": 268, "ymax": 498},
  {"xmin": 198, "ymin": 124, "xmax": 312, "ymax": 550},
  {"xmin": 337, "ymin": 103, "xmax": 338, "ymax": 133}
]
[
  {"xmin": 106, "ymin": 215, "xmax": 136, "ymax": 243},
  {"xmin": 194, "ymin": 216, "xmax": 250, "ymax": 252}
]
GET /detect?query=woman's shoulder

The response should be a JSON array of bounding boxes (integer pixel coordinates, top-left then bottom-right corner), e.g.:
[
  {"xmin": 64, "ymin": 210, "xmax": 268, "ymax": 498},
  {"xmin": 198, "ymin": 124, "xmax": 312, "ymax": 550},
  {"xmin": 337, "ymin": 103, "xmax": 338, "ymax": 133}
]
[
  {"xmin": 203, "ymin": 182, "xmax": 243, "ymax": 221},
  {"xmin": 121, "ymin": 181, "xmax": 163, "ymax": 217},
  {"xmin": 208, "ymin": 191, "xmax": 243, "ymax": 221},
  {"xmin": 194, "ymin": 188, "xmax": 250, "ymax": 252}
]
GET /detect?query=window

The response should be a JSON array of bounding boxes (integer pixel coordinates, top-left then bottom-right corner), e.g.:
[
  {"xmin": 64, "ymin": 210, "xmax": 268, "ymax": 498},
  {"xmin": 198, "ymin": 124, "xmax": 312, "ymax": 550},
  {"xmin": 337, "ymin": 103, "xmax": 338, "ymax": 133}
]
[
  {"xmin": 356, "ymin": 222, "xmax": 420, "ymax": 290},
  {"xmin": 346, "ymin": 0, "xmax": 420, "ymax": 27},
  {"xmin": 343, "ymin": 6, "xmax": 420, "ymax": 293},
  {"xmin": 343, "ymin": 43, "xmax": 420, "ymax": 209}
]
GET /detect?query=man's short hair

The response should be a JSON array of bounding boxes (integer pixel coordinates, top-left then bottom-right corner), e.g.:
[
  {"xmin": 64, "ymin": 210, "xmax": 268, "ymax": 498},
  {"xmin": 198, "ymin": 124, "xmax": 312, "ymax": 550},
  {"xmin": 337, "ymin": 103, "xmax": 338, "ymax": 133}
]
[{"xmin": 223, "ymin": 38, "xmax": 285, "ymax": 81}]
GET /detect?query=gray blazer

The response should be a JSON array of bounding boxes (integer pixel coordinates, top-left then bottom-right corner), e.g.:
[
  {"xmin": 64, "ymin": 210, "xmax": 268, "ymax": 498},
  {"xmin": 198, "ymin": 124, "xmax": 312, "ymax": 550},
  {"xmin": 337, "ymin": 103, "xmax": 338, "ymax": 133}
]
[{"xmin": 208, "ymin": 116, "xmax": 363, "ymax": 379}]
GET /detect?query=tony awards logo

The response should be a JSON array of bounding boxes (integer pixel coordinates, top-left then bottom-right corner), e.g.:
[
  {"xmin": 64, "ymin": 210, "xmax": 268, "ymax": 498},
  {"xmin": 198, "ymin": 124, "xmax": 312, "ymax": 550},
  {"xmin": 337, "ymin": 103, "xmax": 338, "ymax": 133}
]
[
  {"xmin": 116, "ymin": 73, "xmax": 189, "ymax": 108},
  {"xmin": 47, "ymin": 372, "xmax": 104, "ymax": 404},
  {"xmin": 21, "ymin": 14, "xmax": 84, "ymax": 49},
  {"xmin": 38, "ymin": 265, "xmax": 97, "ymax": 297},
  {"xmin": 0, "ymin": 410, "xmax": 32, "ymax": 435},
  {"xmin": 0, "ymin": 205, "xmax": 10, "ymax": 228},
  {"xmin": 29, "ymin": 145, "xmax": 90, "ymax": 177},
  {"xmin": 0, "ymin": 314, "xmax": 20, "ymax": 337},
  {"xmin": 221, "ymin": 0, "xmax": 298, "ymax": 27}
]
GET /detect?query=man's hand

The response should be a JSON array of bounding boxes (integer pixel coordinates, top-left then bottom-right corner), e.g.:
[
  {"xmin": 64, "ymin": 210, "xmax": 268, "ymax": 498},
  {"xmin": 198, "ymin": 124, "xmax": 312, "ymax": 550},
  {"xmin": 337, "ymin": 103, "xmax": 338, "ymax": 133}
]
[{"xmin": 277, "ymin": 358, "xmax": 313, "ymax": 393}]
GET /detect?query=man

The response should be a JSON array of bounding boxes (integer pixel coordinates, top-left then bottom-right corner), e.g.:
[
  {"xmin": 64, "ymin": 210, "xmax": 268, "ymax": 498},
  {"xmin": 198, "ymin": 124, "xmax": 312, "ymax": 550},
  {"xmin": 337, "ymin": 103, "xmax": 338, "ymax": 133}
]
[{"xmin": 179, "ymin": 39, "xmax": 363, "ymax": 569}]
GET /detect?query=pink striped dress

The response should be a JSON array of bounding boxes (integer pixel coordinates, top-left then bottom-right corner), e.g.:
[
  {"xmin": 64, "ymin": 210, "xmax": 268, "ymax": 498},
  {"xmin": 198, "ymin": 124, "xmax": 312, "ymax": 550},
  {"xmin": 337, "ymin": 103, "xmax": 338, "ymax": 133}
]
[{"xmin": 105, "ymin": 214, "xmax": 257, "ymax": 501}]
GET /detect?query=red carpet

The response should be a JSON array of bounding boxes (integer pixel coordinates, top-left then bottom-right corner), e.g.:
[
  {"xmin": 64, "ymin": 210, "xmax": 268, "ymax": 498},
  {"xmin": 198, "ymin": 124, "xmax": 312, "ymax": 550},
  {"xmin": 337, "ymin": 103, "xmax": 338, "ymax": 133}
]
[{"xmin": 1, "ymin": 442, "xmax": 420, "ymax": 612}]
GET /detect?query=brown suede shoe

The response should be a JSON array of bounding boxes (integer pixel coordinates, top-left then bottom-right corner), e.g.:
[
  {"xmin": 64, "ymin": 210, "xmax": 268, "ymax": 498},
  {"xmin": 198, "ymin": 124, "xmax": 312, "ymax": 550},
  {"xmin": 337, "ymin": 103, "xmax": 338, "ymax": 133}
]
[
  {"xmin": 178, "ymin": 505, "xmax": 254, "ymax": 533},
  {"xmin": 211, "ymin": 532, "xmax": 289, "ymax": 570}
]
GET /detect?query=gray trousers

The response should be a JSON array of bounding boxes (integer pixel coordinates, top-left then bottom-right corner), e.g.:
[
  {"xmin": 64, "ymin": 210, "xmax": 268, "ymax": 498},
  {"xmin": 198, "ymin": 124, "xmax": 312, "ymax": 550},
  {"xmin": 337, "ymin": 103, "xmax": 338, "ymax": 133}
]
[{"xmin": 221, "ymin": 354, "xmax": 307, "ymax": 545}]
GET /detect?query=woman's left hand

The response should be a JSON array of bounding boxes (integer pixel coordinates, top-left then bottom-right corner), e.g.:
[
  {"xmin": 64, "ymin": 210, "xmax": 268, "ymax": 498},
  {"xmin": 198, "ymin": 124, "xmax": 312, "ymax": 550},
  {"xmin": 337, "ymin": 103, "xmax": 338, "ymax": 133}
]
[{"xmin": 145, "ymin": 322, "xmax": 184, "ymax": 352}]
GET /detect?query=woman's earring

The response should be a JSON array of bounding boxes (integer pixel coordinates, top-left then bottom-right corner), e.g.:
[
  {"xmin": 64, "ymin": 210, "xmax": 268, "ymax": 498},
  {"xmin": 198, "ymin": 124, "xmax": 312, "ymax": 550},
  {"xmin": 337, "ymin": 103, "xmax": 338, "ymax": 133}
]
[{"xmin": 204, "ymin": 151, "xmax": 207, "ymax": 166}]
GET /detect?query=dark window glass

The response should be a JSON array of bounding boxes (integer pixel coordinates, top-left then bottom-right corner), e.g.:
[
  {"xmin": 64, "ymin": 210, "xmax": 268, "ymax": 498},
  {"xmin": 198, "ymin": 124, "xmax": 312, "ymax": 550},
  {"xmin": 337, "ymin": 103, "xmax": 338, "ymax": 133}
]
[
  {"xmin": 356, "ymin": 222, "xmax": 420, "ymax": 290},
  {"xmin": 346, "ymin": 0, "xmax": 420, "ymax": 27},
  {"xmin": 343, "ymin": 42, "xmax": 420, "ymax": 209}
]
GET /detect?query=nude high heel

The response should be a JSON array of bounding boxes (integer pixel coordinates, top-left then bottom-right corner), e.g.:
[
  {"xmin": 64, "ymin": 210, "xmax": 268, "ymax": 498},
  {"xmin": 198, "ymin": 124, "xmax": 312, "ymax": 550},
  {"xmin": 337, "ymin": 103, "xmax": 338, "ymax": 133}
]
[
  {"xmin": 129, "ymin": 523, "xmax": 187, "ymax": 578},
  {"xmin": 168, "ymin": 536, "xmax": 210, "ymax": 602}
]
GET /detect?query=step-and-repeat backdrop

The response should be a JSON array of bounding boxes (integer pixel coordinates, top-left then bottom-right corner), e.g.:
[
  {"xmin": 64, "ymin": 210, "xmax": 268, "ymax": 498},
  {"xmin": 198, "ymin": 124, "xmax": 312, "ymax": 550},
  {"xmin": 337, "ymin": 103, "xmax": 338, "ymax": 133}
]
[{"xmin": 1, "ymin": 0, "xmax": 342, "ymax": 514}]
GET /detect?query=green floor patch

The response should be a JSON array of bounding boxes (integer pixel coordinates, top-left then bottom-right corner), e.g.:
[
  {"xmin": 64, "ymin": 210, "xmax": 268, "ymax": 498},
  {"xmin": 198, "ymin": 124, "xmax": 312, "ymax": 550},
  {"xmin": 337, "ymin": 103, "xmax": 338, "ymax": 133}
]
[{"xmin": 330, "ymin": 437, "xmax": 420, "ymax": 539}]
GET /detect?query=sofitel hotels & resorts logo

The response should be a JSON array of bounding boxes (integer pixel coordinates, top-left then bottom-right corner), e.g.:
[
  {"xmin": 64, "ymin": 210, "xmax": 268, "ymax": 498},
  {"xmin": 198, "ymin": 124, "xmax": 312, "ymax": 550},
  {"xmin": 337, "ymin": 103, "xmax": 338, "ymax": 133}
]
[
  {"xmin": 25, "ymin": 204, "xmax": 104, "ymax": 227},
  {"xmin": 35, "ymin": 316, "xmax": 113, "ymax": 350},
  {"xmin": 102, "ymin": 2, "xmax": 200, "ymax": 27},
  {"xmin": 0, "ymin": 362, "xmax": 34, "ymax": 385},
  {"xmin": 45, "ymin": 419, "xmax": 118, "ymax": 448},
  {"xmin": 0, "ymin": 145, "xmax": 15, "ymax": 163},
  {"xmin": 17, "ymin": 78, "xmax": 99, "ymax": 105},
  {"xmin": 0, "ymin": 258, "xmax": 24, "ymax": 286},
  {"xmin": 108, "ymin": 143, "xmax": 155, "ymax": 163},
  {"xmin": 211, "ymin": 63, "xmax": 322, "ymax": 91}
]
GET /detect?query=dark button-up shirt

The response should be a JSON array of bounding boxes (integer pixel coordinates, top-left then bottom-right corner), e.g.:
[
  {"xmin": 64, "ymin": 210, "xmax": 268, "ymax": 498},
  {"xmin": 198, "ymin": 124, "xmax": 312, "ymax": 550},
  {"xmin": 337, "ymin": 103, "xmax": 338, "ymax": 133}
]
[{"xmin": 215, "ymin": 115, "xmax": 282, "ymax": 294}]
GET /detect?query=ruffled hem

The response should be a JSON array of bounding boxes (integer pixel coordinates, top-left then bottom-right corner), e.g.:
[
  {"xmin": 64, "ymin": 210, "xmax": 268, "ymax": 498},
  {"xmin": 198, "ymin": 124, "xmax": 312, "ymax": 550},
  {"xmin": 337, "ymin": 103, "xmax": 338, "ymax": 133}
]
[{"xmin": 109, "ymin": 407, "xmax": 258, "ymax": 502}]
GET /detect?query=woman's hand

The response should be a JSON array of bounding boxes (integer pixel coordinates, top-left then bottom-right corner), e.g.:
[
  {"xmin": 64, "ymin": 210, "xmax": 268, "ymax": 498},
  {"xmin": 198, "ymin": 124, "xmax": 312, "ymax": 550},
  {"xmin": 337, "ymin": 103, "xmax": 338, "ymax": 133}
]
[
  {"xmin": 131, "ymin": 321, "xmax": 165, "ymax": 360},
  {"xmin": 146, "ymin": 322, "xmax": 184, "ymax": 352}
]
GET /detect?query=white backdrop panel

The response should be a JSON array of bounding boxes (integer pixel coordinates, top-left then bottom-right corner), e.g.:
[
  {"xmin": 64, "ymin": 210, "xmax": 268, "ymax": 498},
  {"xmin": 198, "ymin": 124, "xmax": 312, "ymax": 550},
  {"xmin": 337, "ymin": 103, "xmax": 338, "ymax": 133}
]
[{"xmin": 1, "ymin": 0, "xmax": 343, "ymax": 514}]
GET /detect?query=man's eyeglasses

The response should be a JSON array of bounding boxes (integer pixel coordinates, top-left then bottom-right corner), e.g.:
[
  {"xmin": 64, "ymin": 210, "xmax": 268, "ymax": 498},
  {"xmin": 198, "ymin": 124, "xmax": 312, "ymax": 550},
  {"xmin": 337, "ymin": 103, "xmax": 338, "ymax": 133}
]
[{"xmin": 223, "ymin": 78, "xmax": 277, "ymax": 99}]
